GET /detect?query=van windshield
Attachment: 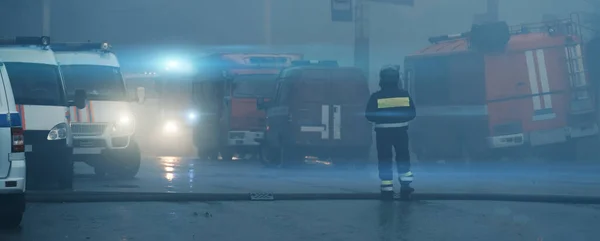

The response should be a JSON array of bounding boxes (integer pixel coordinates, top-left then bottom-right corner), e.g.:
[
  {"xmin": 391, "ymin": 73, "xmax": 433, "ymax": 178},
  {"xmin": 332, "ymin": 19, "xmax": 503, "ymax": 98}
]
[
  {"xmin": 60, "ymin": 65, "xmax": 127, "ymax": 101},
  {"xmin": 232, "ymin": 74, "xmax": 278, "ymax": 98},
  {"xmin": 4, "ymin": 62, "xmax": 67, "ymax": 106}
]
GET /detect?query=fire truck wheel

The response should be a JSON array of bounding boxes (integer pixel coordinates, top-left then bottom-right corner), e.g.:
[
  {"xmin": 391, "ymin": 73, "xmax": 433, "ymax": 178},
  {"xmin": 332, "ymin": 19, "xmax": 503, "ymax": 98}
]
[
  {"xmin": 573, "ymin": 136, "xmax": 600, "ymax": 162},
  {"xmin": 110, "ymin": 141, "xmax": 142, "ymax": 179}
]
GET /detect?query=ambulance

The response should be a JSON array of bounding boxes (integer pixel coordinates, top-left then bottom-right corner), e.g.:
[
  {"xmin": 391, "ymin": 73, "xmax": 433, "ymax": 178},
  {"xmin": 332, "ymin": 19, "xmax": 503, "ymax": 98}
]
[
  {"xmin": 52, "ymin": 42, "xmax": 145, "ymax": 178},
  {"xmin": 0, "ymin": 53, "xmax": 26, "ymax": 228},
  {"xmin": 0, "ymin": 36, "xmax": 86, "ymax": 190}
]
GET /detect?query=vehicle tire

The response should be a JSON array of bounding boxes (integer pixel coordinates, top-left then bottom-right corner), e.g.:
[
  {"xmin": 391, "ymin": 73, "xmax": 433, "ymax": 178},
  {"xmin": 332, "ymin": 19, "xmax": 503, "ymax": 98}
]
[
  {"xmin": 57, "ymin": 156, "xmax": 74, "ymax": 190},
  {"xmin": 280, "ymin": 147, "xmax": 303, "ymax": 168},
  {"xmin": 0, "ymin": 212, "xmax": 23, "ymax": 230},
  {"xmin": 208, "ymin": 149, "xmax": 220, "ymax": 160},
  {"xmin": 572, "ymin": 136, "xmax": 600, "ymax": 162},
  {"xmin": 111, "ymin": 140, "xmax": 142, "ymax": 179},
  {"xmin": 260, "ymin": 146, "xmax": 281, "ymax": 167},
  {"xmin": 196, "ymin": 149, "xmax": 209, "ymax": 160},
  {"xmin": 220, "ymin": 149, "xmax": 234, "ymax": 161}
]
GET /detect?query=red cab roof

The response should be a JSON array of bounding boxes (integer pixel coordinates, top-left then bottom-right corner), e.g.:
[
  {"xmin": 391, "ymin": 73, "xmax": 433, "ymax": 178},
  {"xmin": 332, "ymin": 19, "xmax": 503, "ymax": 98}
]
[{"xmin": 407, "ymin": 32, "xmax": 577, "ymax": 59}]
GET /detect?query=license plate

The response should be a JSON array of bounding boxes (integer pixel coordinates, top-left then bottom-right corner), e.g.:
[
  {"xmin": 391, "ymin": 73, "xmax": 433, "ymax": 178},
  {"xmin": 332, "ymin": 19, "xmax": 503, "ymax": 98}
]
[
  {"xmin": 73, "ymin": 148, "xmax": 102, "ymax": 155},
  {"xmin": 77, "ymin": 140, "xmax": 96, "ymax": 147}
]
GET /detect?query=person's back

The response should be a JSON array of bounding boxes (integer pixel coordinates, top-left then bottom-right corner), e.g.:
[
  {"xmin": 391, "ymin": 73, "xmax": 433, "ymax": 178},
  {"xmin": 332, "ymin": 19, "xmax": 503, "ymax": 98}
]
[{"xmin": 365, "ymin": 66, "xmax": 416, "ymax": 200}]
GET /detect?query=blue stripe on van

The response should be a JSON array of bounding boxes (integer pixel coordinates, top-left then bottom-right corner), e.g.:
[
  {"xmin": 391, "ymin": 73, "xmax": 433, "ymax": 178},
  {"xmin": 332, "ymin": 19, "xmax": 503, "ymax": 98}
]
[{"xmin": 0, "ymin": 113, "xmax": 22, "ymax": 127}]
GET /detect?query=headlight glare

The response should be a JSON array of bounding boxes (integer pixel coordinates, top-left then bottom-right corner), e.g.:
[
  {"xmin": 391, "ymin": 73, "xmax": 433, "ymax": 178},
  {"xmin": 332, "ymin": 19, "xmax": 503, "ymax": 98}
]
[
  {"xmin": 119, "ymin": 115, "xmax": 131, "ymax": 125},
  {"xmin": 163, "ymin": 120, "xmax": 179, "ymax": 134}
]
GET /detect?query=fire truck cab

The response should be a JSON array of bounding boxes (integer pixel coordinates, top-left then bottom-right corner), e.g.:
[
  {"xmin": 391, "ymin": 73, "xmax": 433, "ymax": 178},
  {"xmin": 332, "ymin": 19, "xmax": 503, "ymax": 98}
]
[
  {"xmin": 191, "ymin": 53, "xmax": 303, "ymax": 161},
  {"xmin": 406, "ymin": 18, "xmax": 598, "ymax": 162}
]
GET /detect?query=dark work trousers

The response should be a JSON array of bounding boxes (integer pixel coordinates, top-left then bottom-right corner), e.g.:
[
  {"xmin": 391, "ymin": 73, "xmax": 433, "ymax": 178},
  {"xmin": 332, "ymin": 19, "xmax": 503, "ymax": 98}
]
[{"xmin": 375, "ymin": 127, "xmax": 410, "ymax": 181}]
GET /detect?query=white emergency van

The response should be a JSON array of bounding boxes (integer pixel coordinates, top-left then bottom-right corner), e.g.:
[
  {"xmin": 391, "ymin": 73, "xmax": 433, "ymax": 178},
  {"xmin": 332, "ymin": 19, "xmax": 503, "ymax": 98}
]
[
  {"xmin": 52, "ymin": 42, "xmax": 145, "ymax": 178},
  {"xmin": 0, "ymin": 37, "xmax": 86, "ymax": 191},
  {"xmin": 0, "ymin": 56, "xmax": 26, "ymax": 229}
]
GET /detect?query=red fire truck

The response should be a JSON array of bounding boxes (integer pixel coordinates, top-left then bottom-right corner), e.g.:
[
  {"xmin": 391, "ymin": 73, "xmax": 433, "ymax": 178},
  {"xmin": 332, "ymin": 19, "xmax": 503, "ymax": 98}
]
[
  {"xmin": 406, "ymin": 16, "xmax": 599, "ymax": 162},
  {"xmin": 191, "ymin": 53, "xmax": 303, "ymax": 161},
  {"xmin": 259, "ymin": 60, "xmax": 372, "ymax": 168}
]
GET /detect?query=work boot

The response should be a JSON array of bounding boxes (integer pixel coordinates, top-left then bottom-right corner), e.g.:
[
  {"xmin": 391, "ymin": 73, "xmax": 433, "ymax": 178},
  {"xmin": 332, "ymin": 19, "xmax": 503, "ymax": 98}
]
[
  {"xmin": 380, "ymin": 180, "xmax": 394, "ymax": 201},
  {"xmin": 399, "ymin": 181, "xmax": 414, "ymax": 200},
  {"xmin": 399, "ymin": 171, "xmax": 414, "ymax": 200}
]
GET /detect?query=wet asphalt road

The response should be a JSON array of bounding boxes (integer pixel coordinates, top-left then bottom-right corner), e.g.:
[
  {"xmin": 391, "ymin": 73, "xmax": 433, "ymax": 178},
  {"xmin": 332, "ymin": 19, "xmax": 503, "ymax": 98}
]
[
  {"xmin": 4, "ymin": 156, "xmax": 600, "ymax": 240},
  {"xmin": 65, "ymin": 156, "xmax": 600, "ymax": 196},
  {"xmin": 2, "ymin": 200, "xmax": 599, "ymax": 241}
]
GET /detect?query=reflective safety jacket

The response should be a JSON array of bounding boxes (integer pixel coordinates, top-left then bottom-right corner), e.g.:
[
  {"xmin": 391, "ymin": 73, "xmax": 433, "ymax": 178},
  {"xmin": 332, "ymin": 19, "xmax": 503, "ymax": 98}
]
[{"xmin": 365, "ymin": 88, "xmax": 416, "ymax": 129}]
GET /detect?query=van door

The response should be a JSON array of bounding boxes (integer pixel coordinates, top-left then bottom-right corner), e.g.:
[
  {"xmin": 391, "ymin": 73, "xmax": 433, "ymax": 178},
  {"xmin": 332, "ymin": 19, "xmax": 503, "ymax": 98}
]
[
  {"xmin": 0, "ymin": 63, "xmax": 15, "ymax": 178},
  {"xmin": 291, "ymin": 68, "xmax": 332, "ymax": 146},
  {"xmin": 329, "ymin": 68, "xmax": 371, "ymax": 147}
]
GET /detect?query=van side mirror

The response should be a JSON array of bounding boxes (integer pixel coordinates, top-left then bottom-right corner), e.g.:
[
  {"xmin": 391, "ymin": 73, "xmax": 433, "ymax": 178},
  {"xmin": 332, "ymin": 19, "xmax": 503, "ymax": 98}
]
[
  {"xmin": 257, "ymin": 98, "xmax": 271, "ymax": 110},
  {"xmin": 136, "ymin": 87, "xmax": 146, "ymax": 104},
  {"xmin": 71, "ymin": 89, "xmax": 87, "ymax": 109}
]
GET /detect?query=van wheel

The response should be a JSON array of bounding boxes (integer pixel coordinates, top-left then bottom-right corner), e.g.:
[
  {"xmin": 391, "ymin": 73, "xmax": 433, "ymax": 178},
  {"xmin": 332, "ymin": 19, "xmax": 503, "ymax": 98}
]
[
  {"xmin": 280, "ymin": 147, "xmax": 303, "ymax": 168},
  {"xmin": 260, "ymin": 146, "xmax": 281, "ymax": 167},
  {"xmin": 111, "ymin": 141, "xmax": 142, "ymax": 179},
  {"xmin": 0, "ymin": 212, "xmax": 23, "ymax": 229},
  {"xmin": 220, "ymin": 149, "xmax": 234, "ymax": 161},
  {"xmin": 209, "ymin": 150, "xmax": 220, "ymax": 160},
  {"xmin": 58, "ymin": 158, "xmax": 74, "ymax": 190},
  {"xmin": 197, "ymin": 149, "xmax": 210, "ymax": 160}
]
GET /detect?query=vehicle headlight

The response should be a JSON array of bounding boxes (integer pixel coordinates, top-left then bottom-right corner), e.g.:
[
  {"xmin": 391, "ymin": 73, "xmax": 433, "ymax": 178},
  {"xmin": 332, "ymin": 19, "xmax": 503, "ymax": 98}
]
[
  {"xmin": 112, "ymin": 113, "xmax": 135, "ymax": 134},
  {"xmin": 118, "ymin": 115, "xmax": 131, "ymax": 125},
  {"xmin": 48, "ymin": 123, "xmax": 68, "ymax": 140},
  {"xmin": 163, "ymin": 120, "xmax": 179, "ymax": 134}
]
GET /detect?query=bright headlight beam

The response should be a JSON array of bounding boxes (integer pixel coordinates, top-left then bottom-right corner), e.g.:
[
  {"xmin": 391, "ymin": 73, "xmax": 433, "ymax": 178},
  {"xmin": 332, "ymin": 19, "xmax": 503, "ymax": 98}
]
[
  {"xmin": 119, "ymin": 116, "xmax": 131, "ymax": 124},
  {"xmin": 166, "ymin": 60, "xmax": 179, "ymax": 68},
  {"xmin": 163, "ymin": 121, "xmax": 179, "ymax": 133}
]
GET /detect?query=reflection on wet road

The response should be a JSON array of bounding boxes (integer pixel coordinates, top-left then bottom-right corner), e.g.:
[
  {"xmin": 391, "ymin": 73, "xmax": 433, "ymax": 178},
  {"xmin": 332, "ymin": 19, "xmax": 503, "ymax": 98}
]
[
  {"xmin": 2, "ymin": 201, "xmax": 599, "ymax": 241},
  {"xmin": 69, "ymin": 156, "xmax": 600, "ymax": 196}
]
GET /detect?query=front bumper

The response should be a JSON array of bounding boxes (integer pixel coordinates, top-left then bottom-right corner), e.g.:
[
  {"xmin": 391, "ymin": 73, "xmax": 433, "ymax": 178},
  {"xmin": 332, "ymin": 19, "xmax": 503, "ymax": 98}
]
[
  {"xmin": 488, "ymin": 124, "xmax": 599, "ymax": 148},
  {"xmin": 71, "ymin": 122, "xmax": 135, "ymax": 156},
  {"xmin": 0, "ymin": 153, "xmax": 26, "ymax": 193},
  {"xmin": 72, "ymin": 135, "xmax": 132, "ymax": 156},
  {"xmin": 227, "ymin": 131, "xmax": 264, "ymax": 146}
]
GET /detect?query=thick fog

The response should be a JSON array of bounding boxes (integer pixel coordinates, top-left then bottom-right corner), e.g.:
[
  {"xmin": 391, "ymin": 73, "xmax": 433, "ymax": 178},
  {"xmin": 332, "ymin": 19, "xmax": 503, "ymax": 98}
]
[{"xmin": 0, "ymin": 0, "xmax": 592, "ymax": 88}]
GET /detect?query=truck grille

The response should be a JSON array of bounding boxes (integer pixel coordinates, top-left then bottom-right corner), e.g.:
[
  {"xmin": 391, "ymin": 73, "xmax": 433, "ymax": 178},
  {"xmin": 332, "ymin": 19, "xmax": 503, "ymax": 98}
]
[{"xmin": 71, "ymin": 123, "xmax": 109, "ymax": 136}]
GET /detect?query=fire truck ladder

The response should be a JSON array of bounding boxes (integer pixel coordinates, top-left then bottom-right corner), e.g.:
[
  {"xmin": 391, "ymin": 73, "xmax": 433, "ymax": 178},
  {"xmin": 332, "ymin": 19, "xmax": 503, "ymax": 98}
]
[
  {"xmin": 564, "ymin": 14, "xmax": 595, "ymax": 116},
  {"xmin": 510, "ymin": 14, "xmax": 594, "ymax": 119}
]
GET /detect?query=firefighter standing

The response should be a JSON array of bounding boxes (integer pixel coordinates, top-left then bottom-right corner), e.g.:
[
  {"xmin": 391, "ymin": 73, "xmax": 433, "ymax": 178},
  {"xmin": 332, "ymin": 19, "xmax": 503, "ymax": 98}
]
[{"xmin": 365, "ymin": 66, "xmax": 417, "ymax": 200}]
